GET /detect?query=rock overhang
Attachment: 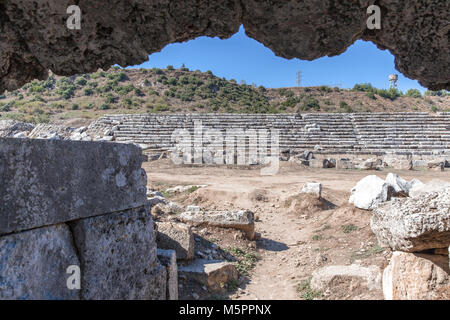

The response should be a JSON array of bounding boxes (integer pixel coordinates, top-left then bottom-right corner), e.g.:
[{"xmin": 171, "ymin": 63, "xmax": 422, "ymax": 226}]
[{"xmin": 0, "ymin": 0, "xmax": 448, "ymax": 93}]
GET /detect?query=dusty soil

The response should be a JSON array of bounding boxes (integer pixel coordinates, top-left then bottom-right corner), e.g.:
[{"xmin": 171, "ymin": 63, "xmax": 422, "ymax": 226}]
[{"xmin": 144, "ymin": 160, "xmax": 450, "ymax": 300}]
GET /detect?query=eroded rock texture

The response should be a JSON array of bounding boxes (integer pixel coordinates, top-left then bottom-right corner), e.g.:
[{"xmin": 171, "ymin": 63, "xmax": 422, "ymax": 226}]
[{"xmin": 0, "ymin": 0, "xmax": 448, "ymax": 93}]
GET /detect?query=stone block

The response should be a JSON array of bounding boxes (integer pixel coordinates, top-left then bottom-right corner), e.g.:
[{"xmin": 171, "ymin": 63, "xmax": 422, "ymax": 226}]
[
  {"xmin": 383, "ymin": 252, "xmax": 449, "ymax": 300},
  {"xmin": 70, "ymin": 206, "xmax": 161, "ymax": 300},
  {"xmin": 157, "ymin": 249, "xmax": 178, "ymax": 300},
  {"xmin": 0, "ymin": 138, "xmax": 147, "ymax": 235},
  {"xmin": 0, "ymin": 224, "xmax": 80, "ymax": 300},
  {"xmin": 371, "ymin": 187, "xmax": 450, "ymax": 252},
  {"xmin": 179, "ymin": 210, "xmax": 255, "ymax": 240},
  {"xmin": 178, "ymin": 259, "xmax": 238, "ymax": 292},
  {"xmin": 156, "ymin": 222, "xmax": 195, "ymax": 261}
]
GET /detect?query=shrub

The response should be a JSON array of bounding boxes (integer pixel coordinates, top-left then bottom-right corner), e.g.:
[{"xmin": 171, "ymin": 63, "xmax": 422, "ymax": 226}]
[
  {"xmin": 134, "ymin": 88, "xmax": 144, "ymax": 97},
  {"xmin": 71, "ymin": 104, "xmax": 79, "ymax": 110},
  {"xmin": 167, "ymin": 65, "xmax": 174, "ymax": 70},
  {"xmin": 365, "ymin": 91, "xmax": 376, "ymax": 99},
  {"xmin": 405, "ymin": 89, "xmax": 422, "ymax": 98},
  {"xmin": 83, "ymin": 88, "xmax": 93, "ymax": 96},
  {"xmin": 300, "ymin": 97, "xmax": 320, "ymax": 111},
  {"xmin": 99, "ymin": 103, "xmax": 110, "ymax": 110},
  {"xmin": 340, "ymin": 101, "xmax": 353, "ymax": 113},
  {"xmin": 75, "ymin": 77, "xmax": 87, "ymax": 86},
  {"xmin": 376, "ymin": 88, "xmax": 402, "ymax": 100},
  {"xmin": 352, "ymin": 83, "xmax": 375, "ymax": 92}
]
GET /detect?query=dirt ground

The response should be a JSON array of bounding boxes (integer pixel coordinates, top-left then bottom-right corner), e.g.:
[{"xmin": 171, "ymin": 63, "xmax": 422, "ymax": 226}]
[{"xmin": 144, "ymin": 160, "xmax": 450, "ymax": 300}]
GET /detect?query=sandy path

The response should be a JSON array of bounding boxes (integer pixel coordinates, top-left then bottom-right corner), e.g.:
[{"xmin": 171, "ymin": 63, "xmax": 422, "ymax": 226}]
[{"xmin": 145, "ymin": 160, "xmax": 449, "ymax": 300}]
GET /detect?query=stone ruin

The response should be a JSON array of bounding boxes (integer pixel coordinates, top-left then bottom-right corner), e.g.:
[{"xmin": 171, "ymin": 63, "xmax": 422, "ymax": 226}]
[
  {"xmin": 0, "ymin": 138, "xmax": 171, "ymax": 299},
  {"xmin": 86, "ymin": 112, "xmax": 450, "ymax": 168}
]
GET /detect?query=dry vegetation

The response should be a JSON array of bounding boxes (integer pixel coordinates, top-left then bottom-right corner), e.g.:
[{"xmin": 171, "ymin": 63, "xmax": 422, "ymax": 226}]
[{"xmin": 0, "ymin": 66, "xmax": 448, "ymax": 123}]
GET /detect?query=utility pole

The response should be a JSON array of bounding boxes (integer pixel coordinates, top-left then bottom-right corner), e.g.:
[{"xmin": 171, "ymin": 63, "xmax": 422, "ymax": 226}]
[{"xmin": 296, "ymin": 69, "xmax": 301, "ymax": 87}]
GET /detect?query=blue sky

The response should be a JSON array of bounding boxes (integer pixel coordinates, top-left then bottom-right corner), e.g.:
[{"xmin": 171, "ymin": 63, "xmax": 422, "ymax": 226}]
[{"xmin": 130, "ymin": 26, "xmax": 425, "ymax": 93}]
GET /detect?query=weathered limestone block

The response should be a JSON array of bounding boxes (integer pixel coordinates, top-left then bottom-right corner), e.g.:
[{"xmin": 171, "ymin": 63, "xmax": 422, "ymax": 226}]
[
  {"xmin": 0, "ymin": 138, "xmax": 147, "ymax": 235},
  {"xmin": 383, "ymin": 252, "xmax": 449, "ymax": 300},
  {"xmin": 385, "ymin": 173, "xmax": 411, "ymax": 195},
  {"xmin": 178, "ymin": 259, "xmax": 238, "ymax": 292},
  {"xmin": 356, "ymin": 158, "xmax": 381, "ymax": 170},
  {"xmin": 157, "ymin": 249, "xmax": 178, "ymax": 300},
  {"xmin": 156, "ymin": 222, "xmax": 195, "ymax": 261},
  {"xmin": 371, "ymin": 187, "xmax": 450, "ymax": 252},
  {"xmin": 336, "ymin": 159, "xmax": 356, "ymax": 170},
  {"xmin": 0, "ymin": 224, "xmax": 80, "ymax": 300},
  {"xmin": 179, "ymin": 210, "xmax": 255, "ymax": 240},
  {"xmin": 409, "ymin": 179, "xmax": 450, "ymax": 198},
  {"xmin": 301, "ymin": 182, "xmax": 322, "ymax": 198},
  {"xmin": 427, "ymin": 160, "xmax": 445, "ymax": 171},
  {"xmin": 309, "ymin": 159, "xmax": 334, "ymax": 169},
  {"xmin": 384, "ymin": 158, "xmax": 413, "ymax": 170},
  {"xmin": 70, "ymin": 206, "xmax": 164, "ymax": 300},
  {"xmin": 349, "ymin": 175, "xmax": 393, "ymax": 210},
  {"xmin": 311, "ymin": 264, "xmax": 382, "ymax": 293}
]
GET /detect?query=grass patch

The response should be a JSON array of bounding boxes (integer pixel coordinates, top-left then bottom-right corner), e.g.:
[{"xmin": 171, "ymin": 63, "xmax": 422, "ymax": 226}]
[
  {"xmin": 312, "ymin": 234, "xmax": 323, "ymax": 241},
  {"xmin": 225, "ymin": 247, "xmax": 260, "ymax": 276},
  {"xmin": 187, "ymin": 185, "xmax": 200, "ymax": 193},
  {"xmin": 342, "ymin": 224, "xmax": 358, "ymax": 233},
  {"xmin": 296, "ymin": 278, "xmax": 322, "ymax": 300}
]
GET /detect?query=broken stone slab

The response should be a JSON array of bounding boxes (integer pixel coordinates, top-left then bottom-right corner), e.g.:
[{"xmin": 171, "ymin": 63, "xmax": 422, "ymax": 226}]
[
  {"xmin": 179, "ymin": 210, "xmax": 255, "ymax": 240},
  {"xmin": 409, "ymin": 179, "xmax": 450, "ymax": 198},
  {"xmin": 385, "ymin": 173, "xmax": 411, "ymax": 195},
  {"xmin": 384, "ymin": 158, "xmax": 413, "ymax": 170},
  {"xmin": 309, "ymin": 158, "xmax": 334, "ymax": 168},
  {"xmin": 356, "ymin": 158, "xmax": 381, "ymax": 170},
  {"xmin": 178, "ymin": 259, "xmax": 238, "ymax": 292},
  {"xmin": 336, "ymin": 158, "xmax": 356, "ymax": 170},
  {"xmin": 157, "ymin": 249, "xmax": 178, "ymax": 300},
  {"xmin": 349, "ymin": 175, "xmax": 393, "ymax": 210},
  {"xmin": 383, "ymin": 251, "xmax": 449, "ymax": 300},
  {"xmin": 301, "ymin": 182, "xmax": 322, "ymax": 198},
  {"xmin": 371, "ymin": 187, "xmax": 450, "ymax": 252},
  {"xmin": 70, "ymin": 205, "xmax": 164, "ymax": 300},
  {"xmin": 156, "ymin": 222, "xmax": 195, "ymax": 261},
  {"xmin": 0, "ymin": 138, "xmax": 147, "ymax": 235},
  {"xmin": 0, "ymin": 224, "xmax": 80, "ymax": 300},
  {"xmin": 427, "ymin": 160, "xmax": 445, "ymax": 171},
  {"xmin": 151, "ymin": 201, "xmax": 184, "ymax": 216},
  {"xmin": 311, "ymin": 264, "xmax": 382, "ymax": 293}
]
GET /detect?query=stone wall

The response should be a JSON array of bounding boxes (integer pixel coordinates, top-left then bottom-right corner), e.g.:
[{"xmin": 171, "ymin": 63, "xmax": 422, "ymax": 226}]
[{"xmin": 0, "ymin": 138, "xmax": 166, "ymax": 300}]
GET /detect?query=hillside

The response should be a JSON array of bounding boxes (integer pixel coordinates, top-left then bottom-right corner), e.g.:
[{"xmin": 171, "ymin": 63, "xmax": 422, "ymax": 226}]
[{"xmin": 0, "ymin": 66, "xmax": 449, "ymax": 123}]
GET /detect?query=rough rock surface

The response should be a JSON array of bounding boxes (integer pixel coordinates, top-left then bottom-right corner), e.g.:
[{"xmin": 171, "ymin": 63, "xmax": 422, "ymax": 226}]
[
  {"xmin": 311, "ymin": 264, "xmax": 382, "ymax": 293},
  {"xmin": 383, "ymin": 251, "xmax": 449, "ymax": 300},
  {"xmin": 178, "ymin": 259, "xmax": 239, "ymax": 292},
  {"xmin": 409, "ymin": 179, "xmax": 450, "ymax": 198},
  {"xmin": 157, "ymin": 249, "xmax": 178, "ymax": 300},
  {"xmin": 0, "ymin": 138, "xmax": 147, "ymax": 235},
  {"xmin": 349, "ymin": 175, "xmax": 392, "ymax": 210},
  {"xmin": 0, "ymin": 120, "xmax": 34, "ymax": 138},
  {"xmin": 179, "ymin": 209, "xmax": 255, "ymax": 240},
  {"xmin": 0, "ymin": 224, "xmax": 80, "ymax": 300},
  {"xmin": 1, "ymin": 1, "xmax": 448, "ymax": 93},
  {"xmin": 371, "ymin": 187, "xmax": 450, "ymax": 252},
  {"xmin": 156, "ymin": 222, "xmax": 195, "ymax": 261},
  {"xmin": 385, "ymin": 173, "xmax": 411, "ymax": 195},
  {"xmin": 301, "ymin": 182, "xmax": 322, "ymax": 198},
  {"xmin": 71, "ymin": 206, "xmax": 165, "ymax": 300}
]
